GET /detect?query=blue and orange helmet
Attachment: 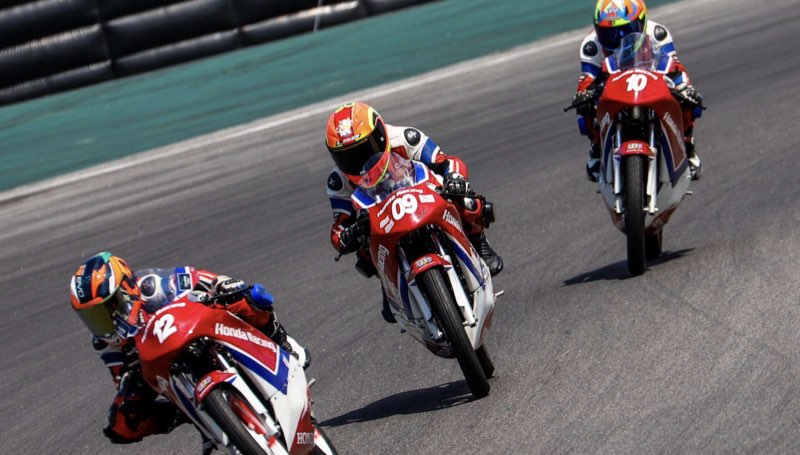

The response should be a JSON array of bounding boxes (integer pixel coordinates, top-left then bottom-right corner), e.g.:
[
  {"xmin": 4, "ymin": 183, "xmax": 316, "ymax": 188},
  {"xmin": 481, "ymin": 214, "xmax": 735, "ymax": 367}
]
[
  {"xmin": 69, "ymin": 252, "xmax": 142, "ymax": 340},
  {"xmin": 325, "ymin": 102, "xmax": 390, "ymax": 183},
  {"xmin": 594, "ymin": 0, "xmax": 648, "ymax": 53}
]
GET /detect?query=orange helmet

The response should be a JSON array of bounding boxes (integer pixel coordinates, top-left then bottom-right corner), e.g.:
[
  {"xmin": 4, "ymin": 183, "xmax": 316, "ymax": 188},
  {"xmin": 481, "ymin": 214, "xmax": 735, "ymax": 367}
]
[
  {"xmin": 325, "ymin": 102, "xmax": 390, "ymax": 183},
  {"xmin": 69, "ymin": 252, "xmax": 142, "ymax": 340}
]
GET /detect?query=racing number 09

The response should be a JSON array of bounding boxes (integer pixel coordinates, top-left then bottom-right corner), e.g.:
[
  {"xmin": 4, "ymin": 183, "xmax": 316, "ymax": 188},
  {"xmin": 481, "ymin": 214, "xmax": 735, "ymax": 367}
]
[{"xmin": 391, "ymin": 194, "xmax": 418, "ymax": 221}]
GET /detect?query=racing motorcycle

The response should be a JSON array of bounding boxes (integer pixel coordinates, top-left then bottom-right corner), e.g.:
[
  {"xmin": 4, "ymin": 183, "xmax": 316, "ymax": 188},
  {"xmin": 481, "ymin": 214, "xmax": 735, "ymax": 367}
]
[
  {"xmin": 566, "ymin": 33, "xmax": 705, "ymax": 275},
  {"xmin": 341, "ymin": 152, "xmax": 498, "ymax": 398},
  {"xmin": 135, "ymin": 286, "xmax": 337, "ymax": 455}
]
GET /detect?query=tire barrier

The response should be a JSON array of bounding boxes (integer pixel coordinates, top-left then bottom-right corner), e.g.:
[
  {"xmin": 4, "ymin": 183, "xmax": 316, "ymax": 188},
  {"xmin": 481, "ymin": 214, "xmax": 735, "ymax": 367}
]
[{"xmin": 0, "ymin": 0, "xmax": 439, "ymax": 106}]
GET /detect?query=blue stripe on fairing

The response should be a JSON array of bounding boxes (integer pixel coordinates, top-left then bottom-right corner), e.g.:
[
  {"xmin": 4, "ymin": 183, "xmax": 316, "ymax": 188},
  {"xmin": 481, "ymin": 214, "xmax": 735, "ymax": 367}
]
[
  {"xmin": 420, "ymin": 139, "xmax": 437, "ymax": 163},
  {"xmin": 412, "ymin": 162, "xmax": 429, "ymax": 184},
  {"xmin": 329, "ymin": 197, "xmax": 352, "ymax": 212},
  {"xmin": 449, "ymin": 238, "xmax": 484, "ymax": 287},
  {"xmin": 352, "ymin": 188, "xmax": 374, "ymax": 208},
  {"xmin": 581, "ymin": 62, "xmax": 601, "ymax": 77},
  {"xmin": 661, "ymin": 42, "xmax": 675, "ymax": 54},
  {"xmin": 228, "ymin": 346, "xmax": 289, "ymax": 395}
]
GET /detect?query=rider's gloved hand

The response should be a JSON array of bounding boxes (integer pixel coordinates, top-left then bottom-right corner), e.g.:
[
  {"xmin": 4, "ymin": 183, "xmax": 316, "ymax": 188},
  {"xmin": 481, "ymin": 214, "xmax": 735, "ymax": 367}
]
[
  {"xmin": 674, "ymin": 84, "xmax": 704, "ymax": 108},
  {"xmin": 212, "ymin": 275, "xmax": 247, "ymax": 295},
  {"xmin": 444, "ymin": 173, "xmax": 468, "ymax": 196},
  {"xmin": 573, "ymin": 89, "xmax": 598, "ymax": 117},
  {"xmin": 338, "ymin": 224, "xmax": 363, "ymax": 254}
]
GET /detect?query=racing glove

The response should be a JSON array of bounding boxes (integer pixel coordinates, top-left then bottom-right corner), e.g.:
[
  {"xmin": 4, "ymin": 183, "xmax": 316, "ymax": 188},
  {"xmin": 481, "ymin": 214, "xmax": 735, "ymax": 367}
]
[
  {"xmin": 573, "ymin": 89, "xmax": 598, "ymax": 117},
  {"xmin": 443, "ymin": 173, "xmax": 468, "ymax": 197},
  {"xmin": 212, "ymin": 275, "xmax": 247, "ymax": 295},
  {"xmin": 673, "ymin": 84, "xmax": 705, "ymax": 108},
  {"xmin": 338, "ymin": 224, "xmax": 364, "ymax": 254}
]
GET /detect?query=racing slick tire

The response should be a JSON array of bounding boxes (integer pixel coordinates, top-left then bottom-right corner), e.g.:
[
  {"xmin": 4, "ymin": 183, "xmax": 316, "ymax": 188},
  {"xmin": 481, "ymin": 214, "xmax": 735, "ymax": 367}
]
[
  {"xmin": 624, "ymin": 155, "xmax": 647, "ymax": 276},
  {"xmin": 420, "ymin": 268, "xmax": 490, "ymax": 398},
  {"xmin": 204, "ymin": 385, "xmax": 272, "ymax": 455},
  {"xmin": 476, "ymin": 344, "xmax": 495, "ymax": 378}
]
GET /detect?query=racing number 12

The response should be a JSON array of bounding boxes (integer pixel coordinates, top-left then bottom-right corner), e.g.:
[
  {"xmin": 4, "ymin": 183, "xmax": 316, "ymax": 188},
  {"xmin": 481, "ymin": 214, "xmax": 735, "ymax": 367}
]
[{"xmin": 153, "ymin": 314, "xmax": 178, "ymax": 343}]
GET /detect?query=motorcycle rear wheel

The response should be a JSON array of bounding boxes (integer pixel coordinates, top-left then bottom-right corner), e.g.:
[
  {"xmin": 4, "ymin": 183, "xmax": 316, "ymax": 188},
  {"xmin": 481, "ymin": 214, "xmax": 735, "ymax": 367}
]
[
  {"xmin": 624, "ymin": 155, "xmax": 647, "ymax": 276},
  {"xmin": 204, "ymin": 385, "xmax": 273, "ymax": 455},
  {"xmin": 420, "ymin": 268, "xmax": 490, "ymax": 398}
]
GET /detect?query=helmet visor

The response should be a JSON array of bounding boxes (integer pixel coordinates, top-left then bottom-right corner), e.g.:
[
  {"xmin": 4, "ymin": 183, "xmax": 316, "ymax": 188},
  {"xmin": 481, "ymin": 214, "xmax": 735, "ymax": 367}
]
[
  {"xmin": 75, "ymin": 294, "xmax": 117, "ymax": 338},
  {"xmin": 596, "ymin": 19, "xmax": 645, "ymax": 53},
  {"xmin": 113, "ymin": 277, "xmax": 142, "ymax": 338},
  {"xmin": 329, "ymin": 120, "xmax": 389, "ymax": 176}
]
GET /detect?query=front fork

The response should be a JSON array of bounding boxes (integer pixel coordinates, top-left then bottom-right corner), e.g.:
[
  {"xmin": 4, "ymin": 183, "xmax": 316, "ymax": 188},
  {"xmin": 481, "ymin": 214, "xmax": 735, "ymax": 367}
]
[
  {"xmin": 170, "ymin": 342, "xmax": 281, "ymax": 449},
  {"xmin": 611, "ymin": 118, "xmax": 659, "ymax": 215}
]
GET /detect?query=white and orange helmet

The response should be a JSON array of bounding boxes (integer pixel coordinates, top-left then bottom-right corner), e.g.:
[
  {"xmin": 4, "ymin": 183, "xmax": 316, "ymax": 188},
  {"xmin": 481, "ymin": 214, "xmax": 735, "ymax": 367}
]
[{"xmin": 325, "ymin": 102, "xmax": 390, "ymax": 184}]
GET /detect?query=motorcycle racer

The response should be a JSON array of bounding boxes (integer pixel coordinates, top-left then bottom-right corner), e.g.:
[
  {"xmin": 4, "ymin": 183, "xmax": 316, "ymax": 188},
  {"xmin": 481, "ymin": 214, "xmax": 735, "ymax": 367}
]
[
  {"xmin": 574, "ymin": 0, "xmax": 704, "ymax": 182},
  {"xmin": 68, "ymin": 252, "xmax": 308, "ymax": 447},
  {"xmin": 324, "ymin": 102, "xmax": 503, "ymax": 323}
]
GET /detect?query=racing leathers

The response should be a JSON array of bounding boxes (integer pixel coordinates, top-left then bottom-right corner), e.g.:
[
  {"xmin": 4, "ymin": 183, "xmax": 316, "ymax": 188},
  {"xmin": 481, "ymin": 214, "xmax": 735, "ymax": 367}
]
[
  {"xmin": 575, "ymin": 20, "xmax": 703, "ymax": 181},
  {"xmin": 94, "ymin": 267, "xmax": 303, "ymax": 445},
  {"xmin": 327, "ymin": 124, "xmax": 503, "ymax": 322}
]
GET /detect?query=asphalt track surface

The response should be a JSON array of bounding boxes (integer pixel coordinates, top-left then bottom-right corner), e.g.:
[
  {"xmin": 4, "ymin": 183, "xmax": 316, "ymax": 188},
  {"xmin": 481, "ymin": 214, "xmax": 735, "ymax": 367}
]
[{"xmin": 3, "ymin": 0, "xmax": 800, "ymax": 453}]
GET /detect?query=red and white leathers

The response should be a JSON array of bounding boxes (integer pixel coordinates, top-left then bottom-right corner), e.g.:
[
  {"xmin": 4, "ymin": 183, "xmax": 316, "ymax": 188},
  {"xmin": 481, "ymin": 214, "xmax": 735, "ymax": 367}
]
[
  {"xmin": 95, "ymin": 267, "xmax": 287, "ymax": 444},
  {"xmin": 577, "ymin": 20, "xmax": 697, "ymax": 147},
  {"xmin": 327, "ymin": 123, "xmax": 484, "ymax": 252}
]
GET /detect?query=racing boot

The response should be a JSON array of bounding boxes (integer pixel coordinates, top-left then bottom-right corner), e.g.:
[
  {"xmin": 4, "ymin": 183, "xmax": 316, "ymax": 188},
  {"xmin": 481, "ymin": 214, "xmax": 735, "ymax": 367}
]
[
  {"xmin": 586, "ymin": 142, "xmax": 601, "ymax": 182},
  {"xmin": 686, "ymin": 137, "xmax": 702, "ymax": 180},
  {"xmin": 469, "ymin": 232, "xmax": 504, "ymax": 276},
  {"xmin": 381, "ymin": 288, "xmax": 396, "ymax": 323}
]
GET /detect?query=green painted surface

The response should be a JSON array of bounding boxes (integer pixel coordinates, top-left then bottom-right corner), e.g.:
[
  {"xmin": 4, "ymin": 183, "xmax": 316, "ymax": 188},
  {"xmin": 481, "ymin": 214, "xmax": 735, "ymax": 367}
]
[{"xmin": 0, "ymin": 0, "xmax": 679, "ymax": 192}]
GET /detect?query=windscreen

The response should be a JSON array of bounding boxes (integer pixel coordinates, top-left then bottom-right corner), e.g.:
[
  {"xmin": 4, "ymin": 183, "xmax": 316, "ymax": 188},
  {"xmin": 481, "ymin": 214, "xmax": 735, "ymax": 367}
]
[{"xmin": 357, "ymin": 152, "xmax": 417, "ymax": 202}]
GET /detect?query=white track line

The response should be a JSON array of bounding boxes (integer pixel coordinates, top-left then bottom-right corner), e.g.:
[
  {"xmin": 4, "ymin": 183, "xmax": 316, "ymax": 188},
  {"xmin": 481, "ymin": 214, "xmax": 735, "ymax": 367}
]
[{"xmin": 0, "ymin": 33, "xmax": 579, "ymax": 203}]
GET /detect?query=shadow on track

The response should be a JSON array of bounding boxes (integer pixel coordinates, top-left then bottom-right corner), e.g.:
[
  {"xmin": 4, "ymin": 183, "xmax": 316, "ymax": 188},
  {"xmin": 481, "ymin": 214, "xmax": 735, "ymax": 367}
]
[
  {"xmin": 562, "ymin": 248, "xmax": 695, "ymax": 286},
  {"xmin": 319, "ymin": 380, "xmax": 474, "ymax": 428}
]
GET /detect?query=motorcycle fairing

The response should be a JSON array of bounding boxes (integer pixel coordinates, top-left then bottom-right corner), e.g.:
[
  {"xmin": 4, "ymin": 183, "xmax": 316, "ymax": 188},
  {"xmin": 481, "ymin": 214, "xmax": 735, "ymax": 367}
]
[
  {"xmin": 137, "ymin": 299, "xmax": 314, "ymax": 455},
  {"xmin": 351, "ymin": 161, "xmax": 433, "ymax": 210}
]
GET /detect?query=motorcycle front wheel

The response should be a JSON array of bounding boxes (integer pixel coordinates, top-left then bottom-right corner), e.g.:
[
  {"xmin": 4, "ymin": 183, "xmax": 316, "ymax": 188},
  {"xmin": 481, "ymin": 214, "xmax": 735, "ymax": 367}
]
[
  {"xmin": 624, "ymin": 155, "xmax": 647, "ymax": 276},
  {"xmin": 420, "ymin": 268, "xmax": 490, "ymax": 398},
  {"xmin": 204, "ymin": 385, "xmax": 273, "ymax": 455}
]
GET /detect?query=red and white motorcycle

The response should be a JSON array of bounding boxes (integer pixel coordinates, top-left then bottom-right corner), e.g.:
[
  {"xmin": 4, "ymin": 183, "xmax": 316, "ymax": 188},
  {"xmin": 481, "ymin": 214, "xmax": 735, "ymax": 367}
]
[
  {"xmin": 343, "ymin": 152, "xmax": 498, "ymax": 398},
  {"xmin": 567, "ymin": 33, "xmax": 704, "ymax": 275},
  {"xmin": 135, "ymin": 286, "xmax": 337, "ymax": 455}
]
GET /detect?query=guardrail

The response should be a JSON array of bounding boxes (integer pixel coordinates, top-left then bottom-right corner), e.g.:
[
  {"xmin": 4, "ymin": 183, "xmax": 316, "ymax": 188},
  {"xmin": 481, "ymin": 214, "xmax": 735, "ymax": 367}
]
[{"xmin": 0, "ymin": 0, "xmax": 436, "ymax": 106}]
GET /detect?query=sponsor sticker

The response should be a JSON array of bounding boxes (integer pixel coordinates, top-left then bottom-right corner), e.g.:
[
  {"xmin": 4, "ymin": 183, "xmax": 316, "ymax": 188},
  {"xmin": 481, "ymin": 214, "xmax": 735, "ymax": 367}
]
[
  {"xmin": 215, "ymin": 323, "xmax": 277, "ymax": 352},
  {"xmin": 297, "ymin": 432, "xmax": 315, "ymax": 445},
  {"xmin": 415, "ymin": 256, "xmax": 434, "ymax": 269},
  {"xmin": 442, "ymin": 210, "xmax": 462, "ymax": 230}
]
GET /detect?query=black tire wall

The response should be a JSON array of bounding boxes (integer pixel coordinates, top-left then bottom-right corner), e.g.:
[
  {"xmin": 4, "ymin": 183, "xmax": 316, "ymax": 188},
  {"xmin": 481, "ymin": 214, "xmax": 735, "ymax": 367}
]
[{"xmin": 0, "ymin": 0, "xmax": 439, "ymax": 106}]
